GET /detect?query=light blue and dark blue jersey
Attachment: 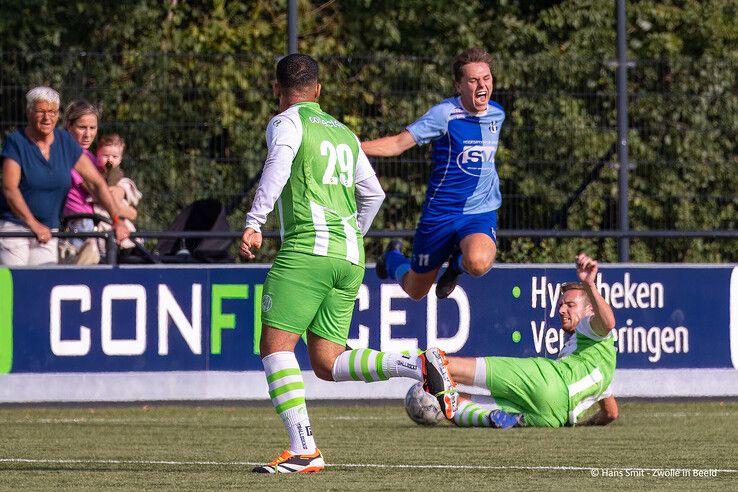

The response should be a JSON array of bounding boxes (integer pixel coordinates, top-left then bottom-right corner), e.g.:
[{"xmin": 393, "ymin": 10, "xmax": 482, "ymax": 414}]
[{"xmin": 406, "ymin": 97, "xmax": 505, "ymax": 220}]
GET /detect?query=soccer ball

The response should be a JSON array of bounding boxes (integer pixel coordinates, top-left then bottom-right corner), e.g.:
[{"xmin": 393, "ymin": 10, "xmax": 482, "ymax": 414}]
[{"xmin": 404, "ymin": 382, "xmax": 444, "ymax": 426}]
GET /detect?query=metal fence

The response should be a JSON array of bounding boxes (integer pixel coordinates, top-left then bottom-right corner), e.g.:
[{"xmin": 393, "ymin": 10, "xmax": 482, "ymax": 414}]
[{"xmin": 1, "ymin": 51, "xmax": 736, "ymax": 263}]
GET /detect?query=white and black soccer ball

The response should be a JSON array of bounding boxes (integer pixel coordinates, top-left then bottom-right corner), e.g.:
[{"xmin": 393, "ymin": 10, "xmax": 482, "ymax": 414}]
[{"xmin": 404, "ymin": 382, "xmax": 444, "ymax": 426}]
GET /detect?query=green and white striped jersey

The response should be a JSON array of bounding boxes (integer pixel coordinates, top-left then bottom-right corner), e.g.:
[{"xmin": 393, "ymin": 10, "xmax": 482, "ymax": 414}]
[
  {"xmin": 246, "ymin": 102, "xmax": 377, "ymax": 266},
  {"xmin": 556, "ymin": 317, "xmax": 617, "ymax": 425}
]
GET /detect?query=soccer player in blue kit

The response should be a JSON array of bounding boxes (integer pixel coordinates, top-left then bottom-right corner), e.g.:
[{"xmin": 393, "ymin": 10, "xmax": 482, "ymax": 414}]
[{"xmin": 362, "ymin": 48, "xmax": 505, "ymax": 299}]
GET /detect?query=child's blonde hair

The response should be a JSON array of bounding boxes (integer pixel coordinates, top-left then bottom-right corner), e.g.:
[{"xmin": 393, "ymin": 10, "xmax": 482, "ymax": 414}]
[{"xmin": 97, "ymin": 133, "xmax": 126, "ymax": 151}]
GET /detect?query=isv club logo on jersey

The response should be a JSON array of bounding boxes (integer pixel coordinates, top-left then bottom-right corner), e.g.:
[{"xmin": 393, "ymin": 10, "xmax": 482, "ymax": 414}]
[{"xmin": 456, "ymin": 145, "xmax": 496, "ymax": 177}]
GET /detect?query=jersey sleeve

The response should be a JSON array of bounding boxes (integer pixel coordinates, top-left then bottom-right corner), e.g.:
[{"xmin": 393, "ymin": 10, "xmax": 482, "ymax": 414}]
[
  {"xmin": 576, "ymin": 315, "xmax": 612, "ymax": 341},
  {"xmin": 352, "ymin": 134, "xmax": 384, "ymax": 235},
  {"xmin": 354, "ymin": 135, "xmax": 376, "ymax": 184},
  {"xmin": 355, "ymin": 174, "xmax": 384, "ymax": 235},
  {"xmin": 244, "ymin": 114, "xmax": 302, "ymax": 231},
  {"xmin": 265, "ymin": 114, "xmax": 302, "ymax": 154},
  {"xmin": 1, "ymin": 132, "xmax": 22, "ymax": 164},
  {"xmin": 406, "ymin": 102, "xmax": 450, "ymax": 146}
]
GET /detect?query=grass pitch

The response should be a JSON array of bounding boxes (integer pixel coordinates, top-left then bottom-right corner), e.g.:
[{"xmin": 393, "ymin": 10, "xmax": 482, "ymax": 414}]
[{"xmin": 0, "ymin": 400, "xmax": 736, "ymax": 490}]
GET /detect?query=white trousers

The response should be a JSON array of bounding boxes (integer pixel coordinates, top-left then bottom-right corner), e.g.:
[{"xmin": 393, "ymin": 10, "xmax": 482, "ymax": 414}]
[{"xmin": 0, "ymin": 220, "xmax": 58, "ymax": 266}]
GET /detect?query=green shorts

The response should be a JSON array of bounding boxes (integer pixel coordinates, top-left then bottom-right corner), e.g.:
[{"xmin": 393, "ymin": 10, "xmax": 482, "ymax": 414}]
[
  {"xmin": 261, "ymin": 250, "xmax": 364, "ymax": 346},
  {"xmin": 484, "ymin": 356, "xmax": 569, "ymax": 428}
]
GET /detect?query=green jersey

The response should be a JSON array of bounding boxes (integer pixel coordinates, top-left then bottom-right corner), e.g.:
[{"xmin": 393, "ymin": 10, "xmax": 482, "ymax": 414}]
[
  {"xmin": 556, "ymin": 316, "xmax": 617, "ymax": 424},
  {"xmin": 481, "ymin": 316, "xmax": 615, "ymax": 427},
  {"xmin": 247, "ymin": 102, "xmax": 373, "ymax": 266}
]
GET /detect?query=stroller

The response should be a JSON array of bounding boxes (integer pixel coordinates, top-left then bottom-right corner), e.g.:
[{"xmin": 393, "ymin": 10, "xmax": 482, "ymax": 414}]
[
  {"xmin": 151, "ymin": 198, "xmax": 234, "ymax": 263},
  {"xmin": 59, "ymin": 213, "xmax": 146, "ymax": 265},
  {"xmin": 60, "ymin": 199, "xmax": 234, "ymax": 264}
]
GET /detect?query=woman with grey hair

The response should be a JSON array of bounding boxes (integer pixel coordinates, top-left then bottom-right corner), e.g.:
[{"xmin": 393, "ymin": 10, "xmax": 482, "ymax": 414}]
[{"xmin": 0, "ymin": 86, "xmax": 129, "ymax": 265}]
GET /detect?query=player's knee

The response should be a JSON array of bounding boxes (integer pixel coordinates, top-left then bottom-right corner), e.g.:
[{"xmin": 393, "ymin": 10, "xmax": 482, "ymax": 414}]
[
  {"xmin": 407, "ymin": 289, "xmax": 428, "ymax": 301},
  {"xmin": 308, "ymin": 351, "xmax": 340, "ymax": 381},
  {"xmin": 312, "ymin": 362, "xmax": 335, "ymax": 381},
  {"xmin": 606, "ymin": 407, "xmax": 619, "ymax": 422},
  {"xmin": 405, "ymin": 285, "xmax": 430, "ymax": 300},
  {"xmin": 463, "ymin": 256, "xmax": 493, "ymax": 277},
  {"xmin": 402, "ymin": 277, "xmax": 431, "ymax": 300}
]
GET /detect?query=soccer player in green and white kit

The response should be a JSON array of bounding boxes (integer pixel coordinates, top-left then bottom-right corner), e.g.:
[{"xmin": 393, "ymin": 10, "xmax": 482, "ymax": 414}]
[
  {"xmin": 241, "ymin": 54, "xmax": 457, "ymax": 474},
  {"xmin": 425, "ymin": 252, "xmax": 618, "ymax": 428}
]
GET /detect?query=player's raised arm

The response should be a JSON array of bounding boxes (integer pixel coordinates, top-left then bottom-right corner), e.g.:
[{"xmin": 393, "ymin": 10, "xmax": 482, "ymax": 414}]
[
  {"xmin": 576, "ymin": 252, "xmax": 616, "ymax": 336},
  {"xmin": 361, "ymin": 130, "xmax": 416, "ymax": 157}
]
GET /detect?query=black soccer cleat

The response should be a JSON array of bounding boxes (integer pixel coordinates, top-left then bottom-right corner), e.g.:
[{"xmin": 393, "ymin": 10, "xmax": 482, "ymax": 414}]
[
  {"xmin": 376, "ymin": 239, "xmax": 404, "ymax": 280},
  {"xmin": 435, "ymin": 255, "xmax": 462, "ymax": 299}
]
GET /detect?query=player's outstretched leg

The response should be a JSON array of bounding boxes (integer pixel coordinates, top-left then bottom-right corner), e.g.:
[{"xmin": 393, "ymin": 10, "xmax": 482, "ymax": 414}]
[
  {"xmin": 453, "ymin": 398, "xmax": 495, "ymax": 427},
  {"xmin": 376, "ymin": 239, "xmax": 409, "ymax": 280},
  {"xmin": 453, "ymin": 397, "xmax": 525, "ymax": 428},
  {"xmin": 252, "ymin": 351, "xmax": 324, "ymax": 474},
  {"xmin": 332, "ymin": 348, "xmax": 423, "ymax": 382},
  {"xmin": 435, "ymin": 250, "xmax": 463, "ymax": 299},
  {"xmin": 422, "ymin": 347, "xmax": 458, "ymax": 419}
]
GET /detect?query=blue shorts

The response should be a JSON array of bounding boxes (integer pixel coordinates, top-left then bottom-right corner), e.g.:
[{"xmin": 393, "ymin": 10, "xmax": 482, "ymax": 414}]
[{"xmin": 411, "ymin": 210, "xmax": 497, "ymax": 273}]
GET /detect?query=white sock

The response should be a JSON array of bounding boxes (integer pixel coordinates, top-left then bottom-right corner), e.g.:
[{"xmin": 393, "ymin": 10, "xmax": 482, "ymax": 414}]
[
  {"xmin": 262, "ymin": 351, "xmax": 316, "ymax": 454},
  {"xmin": 332, "ymin": 348, "xmax": 423, "ymax": 382},
  {"xmin": 473, "ymin": 357, "xmax": 489, "ymax": 389}
]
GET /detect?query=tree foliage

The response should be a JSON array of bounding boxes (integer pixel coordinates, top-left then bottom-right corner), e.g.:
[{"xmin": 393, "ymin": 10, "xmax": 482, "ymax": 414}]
[{"xmin": 0, "ymin": 0, "xmax": 735, "ymax": 262}]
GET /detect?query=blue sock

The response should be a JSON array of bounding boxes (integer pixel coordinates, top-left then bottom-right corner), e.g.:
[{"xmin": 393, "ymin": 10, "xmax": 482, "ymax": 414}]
[{"xmin": 385, "ymin": 250, "xmax": 410, "ymax": 281}]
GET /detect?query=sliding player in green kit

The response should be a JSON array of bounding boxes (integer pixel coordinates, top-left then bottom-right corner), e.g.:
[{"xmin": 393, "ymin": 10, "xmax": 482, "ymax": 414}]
[
  {"xmin": 425, "ymin": 252, "xmax": 619, "ymax": 428},
  {"xmin": 241, "ymin": 54, "xmax": 458, "ymax": 474}
]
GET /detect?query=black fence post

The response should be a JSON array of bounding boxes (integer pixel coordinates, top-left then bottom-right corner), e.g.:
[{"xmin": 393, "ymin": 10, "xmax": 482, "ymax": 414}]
[
  {"xmin": 616, "ymin": 0, "xmax": 631, "ymax": 262},
  {"xmin": 106, "ymin": 234, "xmax": 118, "ymax": 265}
]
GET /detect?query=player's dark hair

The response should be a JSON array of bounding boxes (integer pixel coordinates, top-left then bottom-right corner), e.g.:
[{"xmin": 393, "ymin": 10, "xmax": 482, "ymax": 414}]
[
  {"xmin": 276, "ymin": 53, "xmax": 319, "ymax": 91},
  {"xmin": 452, "ymin": 48, "xmax": 494, "ymax": 82}
]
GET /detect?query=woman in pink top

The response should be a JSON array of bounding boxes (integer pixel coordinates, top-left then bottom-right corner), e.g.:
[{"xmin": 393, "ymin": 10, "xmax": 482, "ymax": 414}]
[{"xmin": 62, "ymin": 100, "xmax": 103, "ymax": 249}]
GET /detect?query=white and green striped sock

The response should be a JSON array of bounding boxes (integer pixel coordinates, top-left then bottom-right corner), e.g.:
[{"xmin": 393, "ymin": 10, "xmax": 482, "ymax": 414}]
[
  {"xmin": 331, "ymin": 348, "xmax": 423, "ymax": 382},
  {"xmin": 454, "ymin": 398, "xmax": 496, "ymax": 427},
  {"xmin": 262, "ymin": 351, "xmax": 316, "ymax": 454}
]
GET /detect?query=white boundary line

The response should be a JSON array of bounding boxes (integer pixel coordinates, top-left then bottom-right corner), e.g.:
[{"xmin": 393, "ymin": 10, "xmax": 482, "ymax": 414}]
[
  {"xmin": 0, "ymin": 458, "xmax": 735, "ymax": 473},
  {"xmin": 0, "ymin": 411, "xmax": 735, "ymax": 426}
]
